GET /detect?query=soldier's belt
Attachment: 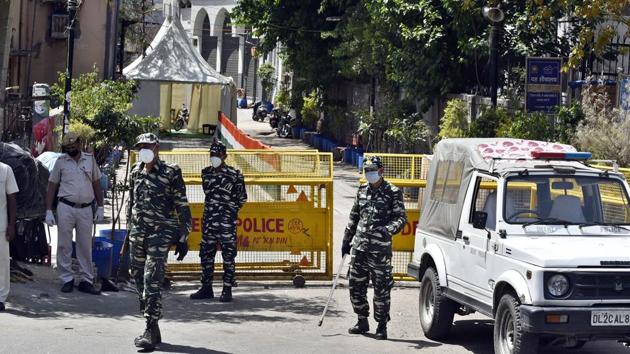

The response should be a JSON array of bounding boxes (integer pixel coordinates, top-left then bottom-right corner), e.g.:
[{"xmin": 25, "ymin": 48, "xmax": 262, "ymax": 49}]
[{"xmin": 59, "ymin": 197, "xmax": 93, "ymax": 209}]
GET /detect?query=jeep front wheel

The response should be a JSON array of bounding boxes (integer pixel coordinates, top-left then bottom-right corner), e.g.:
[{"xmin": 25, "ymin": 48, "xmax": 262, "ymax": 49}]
[
  {"xmin": 494, "ymin": 293, "xmax": 539, "ymax": 354},
  {"xmin": 419, "ymin": 267, "xmax": 456, "ymax": 340}
]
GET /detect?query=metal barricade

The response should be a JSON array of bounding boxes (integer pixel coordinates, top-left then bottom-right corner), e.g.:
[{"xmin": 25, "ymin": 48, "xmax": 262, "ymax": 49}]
[{"xmin": 132, "ymin": 149, "xmax": 334, "ymax": 281}]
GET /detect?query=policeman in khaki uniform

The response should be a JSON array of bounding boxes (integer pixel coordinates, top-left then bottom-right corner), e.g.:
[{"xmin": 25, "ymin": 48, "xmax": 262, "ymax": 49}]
[
  {"xmin": 127, "ymin": 133, "xmax": 192, "ymax": 350},
  {"xmin": 45, "ymin": 132, "xmax": 104, "ymax": 295},
  {"xmin": 342, "ymin": 156, "xmax": 407, "ymax": 340},
  {"xmin": 190, "ymin": 142, "xmax": 247, "ymax": 302}
]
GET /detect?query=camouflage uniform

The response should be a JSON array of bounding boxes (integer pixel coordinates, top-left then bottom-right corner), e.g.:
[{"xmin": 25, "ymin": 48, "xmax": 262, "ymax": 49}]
[
  {"xmin": 127, "ymin": 158, "xmax": 191, "ymax": 321},
  {"xmin": 200, "ymin": 163, "xmax": 247, "ymax": 288},
  {"xmin": 343, "ymin": 159, "xmax": 406, "ymax": 325}
]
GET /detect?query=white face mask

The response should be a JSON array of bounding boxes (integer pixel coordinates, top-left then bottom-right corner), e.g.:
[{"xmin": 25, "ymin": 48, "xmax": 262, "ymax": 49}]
[
  {"xmin": 211, "ymin": 156, "xmax": 223, "ymax": 168},
  {"xmin": 139, "ymin": 148, "xmax": 155, "ymax": 164},
  {"xmin": 365, "ymin": 171, "xmax": 381, "ymax": 184}
]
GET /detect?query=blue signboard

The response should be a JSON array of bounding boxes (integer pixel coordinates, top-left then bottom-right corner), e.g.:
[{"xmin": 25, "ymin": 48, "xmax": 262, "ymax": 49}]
[
  {"xmin": 526, "ymin": 92, "xmax": 561, "ymax": 112},
  {"xmin": 527, "ymin": 58, "xmax": 562, "ymax": 85},
  {"xmin": 526, "ymin": 57, "xmax": 562, "ymax": 112}
]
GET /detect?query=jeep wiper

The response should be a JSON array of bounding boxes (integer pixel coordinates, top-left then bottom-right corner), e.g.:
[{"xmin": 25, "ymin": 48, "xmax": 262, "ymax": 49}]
[
  {"xmin": 522, "ymin": 217, "xmax": 571, "ymax": 228},
  {"xmin": 578, "ymin": 222, "xmax": 630, "ymax": 232}
]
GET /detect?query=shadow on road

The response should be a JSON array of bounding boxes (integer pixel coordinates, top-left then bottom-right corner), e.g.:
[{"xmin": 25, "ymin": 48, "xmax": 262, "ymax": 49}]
[
  {"xmin": 166, "ymin": 290, "xmax": 343, "ymax": 324},
  {"xmin": 441, "ymin": 319, "xmax": 494, "ymax": 354},
  {"xmin": 8, "ymin": 267, "xmax": 343, "ymax": 324},
  {"xmin": 156, "ymin": 343, "xmax": 231, "ymax": 354},
  {"xmin": 380, "ymin": 337, "xmax": 442, "ymax": 349}
]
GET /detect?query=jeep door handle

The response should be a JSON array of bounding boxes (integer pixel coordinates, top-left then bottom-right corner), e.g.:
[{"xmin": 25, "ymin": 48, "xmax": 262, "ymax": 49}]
[{"xmin": 462, "ymin": 235, "xmax": 470, "ymax": 243}]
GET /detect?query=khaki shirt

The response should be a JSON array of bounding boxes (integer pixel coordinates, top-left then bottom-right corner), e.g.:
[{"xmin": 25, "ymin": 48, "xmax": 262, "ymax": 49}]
[{"xmin": 49, "ymin": 152, "xmax": 102, "ymax": 204}]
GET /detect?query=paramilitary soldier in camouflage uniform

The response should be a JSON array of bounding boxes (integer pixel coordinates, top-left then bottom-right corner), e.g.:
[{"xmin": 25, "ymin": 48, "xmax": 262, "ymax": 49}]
[
  {"xmin": 342, "ymin": 156, "xmax": 407, "ymax": 340},
  {"xmin": 127, "ymin": 133, "xmax": 192, "ymax": 350},
  {"xmin": 190, "ymin": 142, "xmax": 247, "ymax": 302}
]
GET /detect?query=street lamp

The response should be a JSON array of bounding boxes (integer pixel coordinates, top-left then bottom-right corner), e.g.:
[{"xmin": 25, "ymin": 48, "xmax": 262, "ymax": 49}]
[
  {"xmin": 63, "ymin": 0, "xmax": 79, "ymax": 138},
  {"xmin": 483, "ymin": 6, "xmax": 504, "ymax": 109}
]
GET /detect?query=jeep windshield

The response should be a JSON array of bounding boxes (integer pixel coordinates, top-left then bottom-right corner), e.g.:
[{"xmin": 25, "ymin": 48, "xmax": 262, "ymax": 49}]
[{"xmin": 503, "ymin": 174, "xmax": 630, "ymax": 229}]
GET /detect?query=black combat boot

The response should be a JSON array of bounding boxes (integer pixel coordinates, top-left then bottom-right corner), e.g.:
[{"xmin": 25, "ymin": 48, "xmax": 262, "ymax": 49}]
[
  {"xmin": 219, "ymin": 286, "xmax": 232, "ymax": 302},
  {"xmin": 190, "ymin": 285, "xmax": 214, "ymax": 300},
  {"xmin": 134, "ymin": 319, "xmax": 159, "ymax": 350},
  {"xmin": 375, "ymin": 321, "xmax": 388, "ymax": 340},
  {"xmin": 348, "ymin": 318, "xmax": 369, "ymax": 334}
]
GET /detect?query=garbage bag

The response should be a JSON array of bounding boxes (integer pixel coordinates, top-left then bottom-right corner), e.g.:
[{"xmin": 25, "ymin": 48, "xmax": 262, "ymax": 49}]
[{"xmin": 0, "ymin": 142, "xmax": 47, "ymax": 218}]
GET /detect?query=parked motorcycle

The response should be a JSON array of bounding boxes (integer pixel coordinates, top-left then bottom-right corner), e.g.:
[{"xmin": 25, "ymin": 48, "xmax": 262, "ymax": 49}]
[
  {"xmin": 277, "ymin": 112, "xmax": 297, "ymax": 138},
  {"xmin": 173, "ymin": 105, "xmax": 190, "ymax": 131},
  {"xmin": 268, "ymin": 108, "xmax": 281, "ymax": 129},
  {"xmin": 252, "ymin": 101, "xmax": 272, "ymax": 122}
]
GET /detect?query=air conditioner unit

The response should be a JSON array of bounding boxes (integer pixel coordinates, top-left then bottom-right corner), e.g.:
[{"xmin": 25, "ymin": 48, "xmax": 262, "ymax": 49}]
[{"xmin": 50, "ymin": 14, "xmax": 69, "ymax": 39}]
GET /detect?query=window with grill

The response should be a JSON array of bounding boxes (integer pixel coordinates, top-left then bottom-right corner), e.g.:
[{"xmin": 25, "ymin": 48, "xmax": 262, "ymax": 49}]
[{"xmin": 51, "ymin": 14, "xmax": 69, "ymax": 39}]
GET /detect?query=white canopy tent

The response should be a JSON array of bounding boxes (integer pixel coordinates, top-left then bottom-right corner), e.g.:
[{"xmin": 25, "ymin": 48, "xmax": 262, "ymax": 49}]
[{"xmin": 124, "ymin": 11, "xmax": 236, "ymax": 132}]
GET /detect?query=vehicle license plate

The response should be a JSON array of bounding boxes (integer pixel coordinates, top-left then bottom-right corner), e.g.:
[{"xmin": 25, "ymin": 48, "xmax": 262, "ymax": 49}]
[{"xmin": 591, "ymin": 311, "xmax": 630, "ymax": 326}]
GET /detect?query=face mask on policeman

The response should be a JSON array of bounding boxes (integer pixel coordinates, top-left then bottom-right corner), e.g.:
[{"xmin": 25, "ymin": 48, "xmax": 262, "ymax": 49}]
[
  {"xmin": 63, "ymin": 143, "xmax": 80, "ymax": 157},
  {"xmin": 365, "ymin": 171, "xmax": 382, "ymax": 184},
  {"xmin": 138, "ymin": 144, "xmax": 157, "ymax": 164}
]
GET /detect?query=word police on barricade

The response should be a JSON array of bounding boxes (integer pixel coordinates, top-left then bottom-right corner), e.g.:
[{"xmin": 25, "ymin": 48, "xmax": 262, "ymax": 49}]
[{"xmin": 133, "ymin": 149, "xmax": 334, "ymax": 284}]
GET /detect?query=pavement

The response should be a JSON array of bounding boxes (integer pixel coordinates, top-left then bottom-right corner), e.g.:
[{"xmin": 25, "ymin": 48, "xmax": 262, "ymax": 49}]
[{"xmin": 2, "ymin": 108, "xmax": 629, "ymax": 353}]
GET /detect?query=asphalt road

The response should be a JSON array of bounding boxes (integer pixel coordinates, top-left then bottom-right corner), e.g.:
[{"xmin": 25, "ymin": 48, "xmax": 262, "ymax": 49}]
[{"xmin": 2, "ymin": 109, "xmax": 629, "ymax": 353}]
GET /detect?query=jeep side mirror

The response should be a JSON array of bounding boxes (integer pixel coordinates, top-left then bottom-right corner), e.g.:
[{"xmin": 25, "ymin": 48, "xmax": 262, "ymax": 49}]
[{"xmin": 472, "ymin": 211, "xmax": 488, "ymax": 230}]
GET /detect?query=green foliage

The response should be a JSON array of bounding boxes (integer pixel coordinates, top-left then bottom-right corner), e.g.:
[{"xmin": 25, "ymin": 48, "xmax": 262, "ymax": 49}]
[
  {"xmin": 258, "ymin": 63, "xmax": 276, "ymax": 100},
  {"xmin": 385, "ymin": 114, "xmax": 434, "ymax": 153},
  {"xmin": 91, "ymin": 110, "xmax": 159, "ymax": 150},
  {"xmin": 51, "ymin": 69, "xmax": 135, "ymax": 122},
  {"xmin": 322, "ymin": 105, "xmax": 351, "ymax": 143},
  {"xmin": 439, "ymin": 99, "xmax": 468, "ymax": 139},
  {"xmin": 555, "ymin": 104, "xmax": 584, "ymax": 145},
  {"xmin": 497, "ymin": 111, "xmax": 555, "ymax": 141},
  {"xmin": 68, "ymin": 121, "xmax": 96, "ymax": 148},
  {"xmin": 274, "ymin": 86, "xmax": 290, "ymax": 111},
  {"xmin": 234, "ymin": 0, "xmax": 628, "ymax": 117},
  {"xmin": 51, "ymin": 68, "xmax": 159, "ymax": 156},
  {"xmin": 233, "ymin": 0, "xmax": 341, "ymax": 95},
  {"xmin": 468, "ymin": 108, "xmax": 509, "ymax": 138},
  {"xmin": 300, "ymin": 90, "xmax": 321, "ymax": 130}
]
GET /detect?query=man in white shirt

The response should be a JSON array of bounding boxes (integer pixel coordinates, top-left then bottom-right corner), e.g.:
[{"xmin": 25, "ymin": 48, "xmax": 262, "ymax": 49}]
[{"xmin": 0, "ymin": 161, "xmax": 19, "ymax": 311}]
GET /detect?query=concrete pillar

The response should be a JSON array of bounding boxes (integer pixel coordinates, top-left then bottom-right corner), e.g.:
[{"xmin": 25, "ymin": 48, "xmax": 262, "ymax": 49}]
[
  {"xmin": 237, "ymin": 35, "xmax": 244, "ymax": 88},
  {"xmin": 0, "ymin": 0, "xmax": 16, "ymax": 132},
  {"xmin": 216, "ymin": 36, "xmax": 222, "ymax": 72}
]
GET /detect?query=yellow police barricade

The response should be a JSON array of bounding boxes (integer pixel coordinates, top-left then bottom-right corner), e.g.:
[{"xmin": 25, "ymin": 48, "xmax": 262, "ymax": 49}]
[{"xmin": 132, "ymin": 149, "xmax": 334, "ymax": 283}]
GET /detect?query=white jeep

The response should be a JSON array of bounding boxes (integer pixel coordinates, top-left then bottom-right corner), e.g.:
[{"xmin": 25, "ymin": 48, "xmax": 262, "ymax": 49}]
[{"xmin": 407, "ymin": 138, "xmax": 630, "ymax": 354}]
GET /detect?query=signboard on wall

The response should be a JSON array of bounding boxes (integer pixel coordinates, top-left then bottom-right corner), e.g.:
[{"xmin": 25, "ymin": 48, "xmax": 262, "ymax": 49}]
[{"xmin": 526, "ymin": 57, "xmax": 563, "ymax": 112}]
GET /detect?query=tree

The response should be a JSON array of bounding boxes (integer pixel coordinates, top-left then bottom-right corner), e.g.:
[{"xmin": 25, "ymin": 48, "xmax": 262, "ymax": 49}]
[
  {"xmin": 232, "ymin": 0, "xmax": 350, "ymax": 95},
  {"xmin": 258, "ymin": 63, "xmax": 275, "ymax": 101},
  {"xmin": 51, "ymin": 69, "xmax": 157, "ymax": 163}
]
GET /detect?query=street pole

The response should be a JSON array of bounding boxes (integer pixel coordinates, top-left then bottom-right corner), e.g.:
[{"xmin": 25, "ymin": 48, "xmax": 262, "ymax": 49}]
[
  {"xmin": 63, "ymin": 0, "xmax": 78, "ymax": 139},
  {"xmin": 489, "ymin": 23, "xmax": 499, "ymax": 109},
  {"xmin": 482, "ymin": 5, "xmax": 504, "ymax": 109}
]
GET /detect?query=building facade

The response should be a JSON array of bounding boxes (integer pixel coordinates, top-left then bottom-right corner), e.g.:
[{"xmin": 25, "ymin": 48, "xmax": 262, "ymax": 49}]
[
  {"xmin": 3, "ymin": 0, "xmax": 118, "ymax": 135},
  {"xmin": 173, "ymin": 0, "xmax": 284, "ymax": 102}
]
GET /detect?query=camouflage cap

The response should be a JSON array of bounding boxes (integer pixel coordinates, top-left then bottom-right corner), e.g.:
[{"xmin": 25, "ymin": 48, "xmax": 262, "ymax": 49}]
[
  {"xmin": 210, "ymin": 141, "xmax": 227, "ymax": 155},
  {"xmin": 364, "ymin": 156, "xmax": 384, "ymax": 172},
  {"xmin": 134, "ymin": 133, "xmax": 159, "ymax": 147},
  {"xmin": 62, "ymin": 132, "xmax": 80, "ymax": 146}
]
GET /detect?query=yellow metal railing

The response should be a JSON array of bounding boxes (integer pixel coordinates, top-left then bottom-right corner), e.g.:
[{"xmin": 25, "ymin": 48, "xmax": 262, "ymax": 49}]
[{"xmin": 129, "ymin": 149, "xmax": 335, "ymax": 281}]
